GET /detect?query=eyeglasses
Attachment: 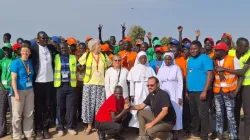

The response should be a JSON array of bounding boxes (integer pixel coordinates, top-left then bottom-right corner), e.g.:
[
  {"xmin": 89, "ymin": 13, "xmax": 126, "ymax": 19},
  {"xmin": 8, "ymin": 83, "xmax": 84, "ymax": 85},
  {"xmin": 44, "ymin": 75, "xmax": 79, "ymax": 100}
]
[
  {"xmin": 147, "ymin": 84, "xmax": 155, "ymax": 87},
  {"xmin": 114, "ymin": 59, "xmax": 121, "ymax": 62}
]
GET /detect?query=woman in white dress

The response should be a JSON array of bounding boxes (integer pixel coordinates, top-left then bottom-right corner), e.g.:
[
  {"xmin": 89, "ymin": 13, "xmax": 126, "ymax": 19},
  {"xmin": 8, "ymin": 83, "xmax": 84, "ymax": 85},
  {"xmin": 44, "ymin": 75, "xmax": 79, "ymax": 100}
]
[
  {"xmin": 157, "ymin": 52, "xmax": 183, "ymax": 140},
  {"xmin": 127, "ymin": 51, "xmax": 156, "ymax": 128},
  {"xmin": 105, "ymin": 54, "xmax": 129, "ymax": 100}
]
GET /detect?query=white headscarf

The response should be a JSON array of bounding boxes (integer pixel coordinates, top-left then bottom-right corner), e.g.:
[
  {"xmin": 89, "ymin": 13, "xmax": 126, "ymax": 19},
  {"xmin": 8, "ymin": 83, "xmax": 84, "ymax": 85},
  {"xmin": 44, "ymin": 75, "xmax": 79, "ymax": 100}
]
[
  {"xmin": 134, "ymin": 51, "xmax": 149, "ymax": 66},
  {"xmin": 161, "ymin": 52, "xmax": 175, "ymax": 67},
  {"xmin": 127, "ymin": 51, "xmax": 155, "ymax": 82}
]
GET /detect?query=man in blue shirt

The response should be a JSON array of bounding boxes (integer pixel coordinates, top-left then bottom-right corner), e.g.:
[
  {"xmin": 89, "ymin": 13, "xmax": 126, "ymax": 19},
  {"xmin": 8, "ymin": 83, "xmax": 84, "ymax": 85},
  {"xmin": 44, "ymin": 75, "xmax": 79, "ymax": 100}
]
[{"xmin": 187, "ymin": 40, "xmax": 214, "ymax": 140}]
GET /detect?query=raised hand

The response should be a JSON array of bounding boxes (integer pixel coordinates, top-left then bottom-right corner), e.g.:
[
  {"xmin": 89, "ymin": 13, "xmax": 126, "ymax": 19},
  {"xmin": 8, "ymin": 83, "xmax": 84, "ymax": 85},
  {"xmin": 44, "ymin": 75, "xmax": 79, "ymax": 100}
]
[
  {"xmin": 121, "ymin": 23, "xmax": 126, "ymax": 32},
  {"xmin": 98, "ymin": 24, "xmax": 103, "ymax": 32},
  {"xmin": 178, "ymin": 26, "xmax": 183, "ymax": 32},
  {"xmin": 195, "ymin": 29, "xmax": 201, "ymax": 37}
]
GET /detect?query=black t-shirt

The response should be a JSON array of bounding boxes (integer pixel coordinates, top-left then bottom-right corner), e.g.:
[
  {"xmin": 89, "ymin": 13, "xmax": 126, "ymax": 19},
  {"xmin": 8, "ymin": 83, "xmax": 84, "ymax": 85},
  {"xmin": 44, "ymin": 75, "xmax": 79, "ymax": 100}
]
[{"xmin": 143, "ymin": 89, "xmax": 176, "ymax": 125}]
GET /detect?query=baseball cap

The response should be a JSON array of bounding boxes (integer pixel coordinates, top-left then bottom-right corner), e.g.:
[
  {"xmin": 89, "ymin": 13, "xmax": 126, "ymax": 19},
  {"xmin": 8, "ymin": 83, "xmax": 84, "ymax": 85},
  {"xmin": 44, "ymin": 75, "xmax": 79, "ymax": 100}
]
[
  {"xmin": 86, "ymin": 36, "xmax": 92, "ymax": 41},
  {"xmin": 12, "ymin": 43, "xmax": 22, "ymax": 51},
  {"xmin": 169, "ymin": 39, "xmax": 180, "ymax": 45},
  {"xmin": 182, "ymin": 43, "xmax": 191, "ymax": 49},
  {"xmin": 214, "ymin": 42, "xmax": 228, "ymax": 52},
  {"xmin": 204, "ymin": 37, "xmax": 214, "ymax": 46},
  {"xmin": 67, "ymin": 37, "xmax": 77, "ymax": 45},
  {"xmin": 51, "ymin": 36, "xmax": 61, "ymax": 44},
  {"xmin": 123, "ymin": 37, "xmax": 132, "ymax": 42},
  {"xmin": 101, "ymin": 44, "xmax": 113, "ymax": 52},
  {"xmin": 155, "ymin": 47, "xmax": 163, "ymax": 53},
  {"xmin": 2, "ymin": 43, "xmax": 12, "ymax": 49},
  {"xmin": 153, "ymin": 40, "xmax": 161, "ymax": 47},
  {"xmin": 182, "ymin": 38, "xmax": 191, "ymax": 43}
]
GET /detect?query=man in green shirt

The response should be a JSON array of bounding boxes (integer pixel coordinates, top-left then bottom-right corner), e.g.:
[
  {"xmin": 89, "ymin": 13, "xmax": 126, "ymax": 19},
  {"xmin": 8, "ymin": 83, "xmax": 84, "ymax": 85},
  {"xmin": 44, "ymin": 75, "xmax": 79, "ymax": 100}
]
[{"xmin": 0, "ymin": 43, "xmax": 15, "ymax": 138}]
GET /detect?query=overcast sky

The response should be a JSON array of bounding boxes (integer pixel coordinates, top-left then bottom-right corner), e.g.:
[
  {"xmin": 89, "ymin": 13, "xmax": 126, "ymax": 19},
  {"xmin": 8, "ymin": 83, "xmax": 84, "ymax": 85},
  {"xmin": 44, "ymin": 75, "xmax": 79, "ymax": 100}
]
[{"xmin": 0, "ymin": 0, "xmax": 250, "ymax": 44}]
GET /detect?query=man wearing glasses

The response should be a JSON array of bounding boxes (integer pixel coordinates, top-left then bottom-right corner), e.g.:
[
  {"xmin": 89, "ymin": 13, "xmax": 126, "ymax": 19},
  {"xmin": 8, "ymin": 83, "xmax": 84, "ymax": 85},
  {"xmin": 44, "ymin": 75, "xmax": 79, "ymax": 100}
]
[
  {"xmin": 30, "ymin": 31, "xmax": 58, "ymax": 139},
  {"xmin": 130, "ymin": 76, "xmax": 176, "ymax": 140}
]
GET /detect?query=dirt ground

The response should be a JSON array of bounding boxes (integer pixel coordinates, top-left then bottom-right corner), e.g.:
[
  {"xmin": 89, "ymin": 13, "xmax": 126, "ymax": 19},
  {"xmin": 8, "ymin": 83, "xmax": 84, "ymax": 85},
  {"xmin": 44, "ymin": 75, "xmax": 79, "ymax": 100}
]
[{"xmin": 1, "ymin": 121, "xmax": 245, "ymax": 140}]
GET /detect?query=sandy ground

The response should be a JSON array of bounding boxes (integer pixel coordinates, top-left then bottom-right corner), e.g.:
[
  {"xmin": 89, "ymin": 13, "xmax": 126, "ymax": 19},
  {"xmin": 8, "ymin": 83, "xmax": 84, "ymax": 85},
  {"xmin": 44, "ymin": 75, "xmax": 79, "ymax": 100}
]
[{"xmin": 1, "ymin": 121, "xmax": 245, "ymax": 140}]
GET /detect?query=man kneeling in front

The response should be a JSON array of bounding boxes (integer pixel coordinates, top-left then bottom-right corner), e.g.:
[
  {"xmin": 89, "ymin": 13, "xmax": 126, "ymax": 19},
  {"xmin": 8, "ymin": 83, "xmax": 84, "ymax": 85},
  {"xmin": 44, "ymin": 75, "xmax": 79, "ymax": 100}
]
[
  {"xmin": 130, "ymin": 76, "xmax": 176, "ymax": 140},
  {"xmin": 95, "ymin": 86, "xmax": 132, "ymax": 140}
]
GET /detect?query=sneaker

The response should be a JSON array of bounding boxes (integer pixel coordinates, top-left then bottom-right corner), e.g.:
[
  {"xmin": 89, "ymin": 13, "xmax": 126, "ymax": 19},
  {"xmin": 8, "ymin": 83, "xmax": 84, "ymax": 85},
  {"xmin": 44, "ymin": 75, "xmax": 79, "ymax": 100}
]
[
  {"xmin": 57, "ymin": 131, "xmax": 64, "ymax": 137},
  {"xmin": 68, "ymin": 129, "xmax": 77, "ymax": 135}
]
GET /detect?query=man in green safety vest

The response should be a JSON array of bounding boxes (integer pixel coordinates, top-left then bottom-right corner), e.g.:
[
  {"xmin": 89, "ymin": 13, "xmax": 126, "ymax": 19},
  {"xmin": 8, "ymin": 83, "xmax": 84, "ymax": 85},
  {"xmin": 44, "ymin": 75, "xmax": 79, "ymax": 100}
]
[
  {"xmin": 215, "ymin": 37, "xmax": 250, "ymax": 139},
  {"xmin": 54, "ymin": 42, "xmax": 77, "ymax": 137}
]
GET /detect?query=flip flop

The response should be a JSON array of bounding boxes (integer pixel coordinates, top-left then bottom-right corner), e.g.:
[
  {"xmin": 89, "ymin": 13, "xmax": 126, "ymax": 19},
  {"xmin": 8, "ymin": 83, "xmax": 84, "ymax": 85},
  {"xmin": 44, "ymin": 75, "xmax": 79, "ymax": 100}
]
[{"xmin": 84, "ymin": 128, "xmax": 92, "ymax": 135}]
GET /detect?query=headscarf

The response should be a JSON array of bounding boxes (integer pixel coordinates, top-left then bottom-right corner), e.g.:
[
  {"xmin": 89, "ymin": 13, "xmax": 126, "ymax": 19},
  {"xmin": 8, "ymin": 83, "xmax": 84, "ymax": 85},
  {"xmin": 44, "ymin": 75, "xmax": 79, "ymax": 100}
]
[
  {"xmin": 128, "ymin": 51, "xmax": 156, "ymax": 82},
  {"xmin": 134, "ymin": 51, "xmax": 149, "ymax": 66},
  {"xmin": 161, "ymin": 52, "xmax": 175, "ymax": 67}
]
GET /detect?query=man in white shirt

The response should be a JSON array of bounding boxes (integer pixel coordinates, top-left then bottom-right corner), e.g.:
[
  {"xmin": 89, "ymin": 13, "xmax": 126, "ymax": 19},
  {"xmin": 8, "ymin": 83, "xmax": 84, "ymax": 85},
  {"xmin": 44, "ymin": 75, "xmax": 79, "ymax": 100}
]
[{"xmin": 30, "ymin": 31, "xmax": 58, "ymax": 139}]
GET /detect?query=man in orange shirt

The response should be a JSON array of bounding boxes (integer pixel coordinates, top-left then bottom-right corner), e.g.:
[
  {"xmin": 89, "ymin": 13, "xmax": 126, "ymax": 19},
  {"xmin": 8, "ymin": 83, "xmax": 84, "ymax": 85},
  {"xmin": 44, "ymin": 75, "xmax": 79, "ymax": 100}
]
[
  {"xmin": 204, "ymin": 37, "xmax": 215, "ymax": 59},
  {"xmin": 118, "ymin": 37, "xmax": 137, "ymax": 71},
  {"xmin": 171, "ymin": 46, "xmax": 186, "ymax": 77}
]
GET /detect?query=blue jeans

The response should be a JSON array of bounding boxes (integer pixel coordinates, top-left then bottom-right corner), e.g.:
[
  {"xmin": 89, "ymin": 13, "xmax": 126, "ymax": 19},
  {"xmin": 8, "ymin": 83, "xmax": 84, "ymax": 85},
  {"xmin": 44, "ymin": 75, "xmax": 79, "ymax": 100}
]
[{"xmin": 214, "ymin": 91, "xmax": 237, "ymax": 139}]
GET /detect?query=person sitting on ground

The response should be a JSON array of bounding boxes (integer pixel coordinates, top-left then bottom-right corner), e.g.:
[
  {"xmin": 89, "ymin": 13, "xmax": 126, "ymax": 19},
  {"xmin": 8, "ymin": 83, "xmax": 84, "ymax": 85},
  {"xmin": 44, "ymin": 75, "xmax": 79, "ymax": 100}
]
[
  {"xmin": 95, "ymin": 86, "xmax": 132, "ymax": 140},
  {"xmin": 130, "ymin": 76, "xmax": 176, "ymax": 140}
]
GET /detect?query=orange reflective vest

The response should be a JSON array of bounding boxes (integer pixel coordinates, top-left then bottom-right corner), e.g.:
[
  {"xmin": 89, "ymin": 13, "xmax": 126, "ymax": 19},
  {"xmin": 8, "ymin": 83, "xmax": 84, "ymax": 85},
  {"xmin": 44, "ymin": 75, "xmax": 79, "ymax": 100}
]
[{"xmin": 213, "ymin": 56, "xmax": 238, "ymax": 93}]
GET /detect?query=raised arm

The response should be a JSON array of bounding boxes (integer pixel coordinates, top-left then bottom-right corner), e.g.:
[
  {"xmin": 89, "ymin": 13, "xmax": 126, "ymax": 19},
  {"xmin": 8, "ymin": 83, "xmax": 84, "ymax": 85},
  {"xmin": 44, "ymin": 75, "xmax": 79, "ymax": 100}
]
[
  {"xmin": 178, "ymin": 26, "xmax": 183, "ymax": 45},
  {"xmin": 111, "ymin": 103, "xmax": 130, "ymax": 122},
  {"xmin": 195, "ymin": 29, "xmax": 200, "ymax": 41},
  {"xmin": 121, "ymin": 23, "xmax": 126, "ymax": 39},
  {"xmin": 98, "ymin": 24, "xmax": 103, "ymax": 44}
]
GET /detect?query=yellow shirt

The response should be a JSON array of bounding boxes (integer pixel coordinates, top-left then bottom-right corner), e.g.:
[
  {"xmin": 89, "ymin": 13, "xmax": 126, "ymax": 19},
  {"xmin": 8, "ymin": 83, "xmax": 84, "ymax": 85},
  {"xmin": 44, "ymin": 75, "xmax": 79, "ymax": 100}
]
[{"xmin": 78, "ymin": 52, "xmax": 112, "ymax": 86}]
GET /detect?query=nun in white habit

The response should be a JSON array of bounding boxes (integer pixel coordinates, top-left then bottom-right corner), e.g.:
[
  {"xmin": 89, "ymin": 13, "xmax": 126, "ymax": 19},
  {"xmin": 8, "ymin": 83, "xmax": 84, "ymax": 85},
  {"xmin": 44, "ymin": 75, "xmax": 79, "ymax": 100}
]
[
  {"xmin": 157, "ymin": 52, "xmax": 183, "ymax": 136},
  {"xmin": 127, "ymin": 51, "xmax": 156, "ymax": 128}
]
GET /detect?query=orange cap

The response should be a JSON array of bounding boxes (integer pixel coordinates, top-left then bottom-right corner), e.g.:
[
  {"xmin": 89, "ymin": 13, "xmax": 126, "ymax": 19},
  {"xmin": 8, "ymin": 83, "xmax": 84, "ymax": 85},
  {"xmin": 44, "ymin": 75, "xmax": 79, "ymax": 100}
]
[
  {"xmin": 161, "ymin": 45, "xmax": 169, "ymax": 52},
  {"xmin": 136, "ymin": 41, "xmax": 142, "ymax": 46},
  {"xmin": 101, "ymin": 44, "xmax": 113, "ymax": 52},
  {"xmin": 222, "ymin": 33, "xmax": 232, "ymax": 40},
  {"xmin": 85, "ymin": 36, "xmax": 92, "ymax": 41},
  {"xmin": 67, "ymin": 37, "xmax": 77, "ymax": 45},
  {"xmin": 123, "ymin": 36, "xmax": 132, "ymax": 42}
]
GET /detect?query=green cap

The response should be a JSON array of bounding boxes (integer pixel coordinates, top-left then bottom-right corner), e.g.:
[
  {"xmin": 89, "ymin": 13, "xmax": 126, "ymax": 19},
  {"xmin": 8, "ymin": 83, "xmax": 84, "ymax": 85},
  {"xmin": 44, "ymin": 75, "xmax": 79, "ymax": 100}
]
[
  {"xmin": 2, "ymin": 43, "xmax": 12, "ymax": 49},
  {"xmin": 153, "ymin": 40, "xmax": 161, "ymax": 47}
]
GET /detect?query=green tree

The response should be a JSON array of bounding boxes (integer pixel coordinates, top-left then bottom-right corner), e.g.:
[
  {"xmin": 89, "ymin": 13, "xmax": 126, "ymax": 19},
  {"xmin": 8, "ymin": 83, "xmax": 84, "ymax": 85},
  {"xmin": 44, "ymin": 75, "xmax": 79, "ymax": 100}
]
[
  {"xmin": 127, "ymin": 25, "xmax": 146, "ymax": 45},
  {"xmin": 160, "ymin": 37, "xmax": 172, "ymax": 46}
]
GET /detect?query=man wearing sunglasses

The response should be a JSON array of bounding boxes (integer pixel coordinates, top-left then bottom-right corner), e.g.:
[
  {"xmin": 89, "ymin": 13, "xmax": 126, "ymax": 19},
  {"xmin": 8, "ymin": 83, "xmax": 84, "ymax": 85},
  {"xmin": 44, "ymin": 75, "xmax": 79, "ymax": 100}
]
[{"xmin": 130, "ymin": 76, "xmax": 176, "ymax": 140}]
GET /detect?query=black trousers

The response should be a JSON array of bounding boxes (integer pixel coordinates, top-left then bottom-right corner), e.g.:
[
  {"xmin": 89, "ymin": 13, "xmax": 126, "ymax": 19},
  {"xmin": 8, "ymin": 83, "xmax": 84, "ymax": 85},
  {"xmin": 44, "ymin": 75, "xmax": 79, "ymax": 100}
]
[
  {"xmin": 0, "ymin": 90, "xmax": 12, "ymax": 136},
  {"xmin": 182, "ymin": 85, "xmax": 191, "ymax": 131},
  {"xmin": 76, "ymin": 81, "xmax": 83, "ymax": 120},
  {"xmin": 189, "ymin": 91, "xmax": 211, "ymax": 140},
  {"xmin": 56, "ymin": 83, "xmax": 76, "ymax": 131},
  {"xmin": 235, "ymin": 85, "xmax": 250, "ymax": 137},
  {"xmin": 95, "ymin": 112, "xmax": 132, "ymax": 135},
  {"xmin": 35, "ymin": 82, "xmax": 53, "ymax": 132}
]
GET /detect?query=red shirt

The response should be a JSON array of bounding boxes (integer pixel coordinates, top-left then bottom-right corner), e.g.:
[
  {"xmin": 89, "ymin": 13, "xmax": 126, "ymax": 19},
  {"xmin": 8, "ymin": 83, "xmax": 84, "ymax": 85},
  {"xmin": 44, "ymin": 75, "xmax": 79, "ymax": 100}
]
[{"xmin": 95, "ymin": 94, "xmax": 125, "ymax": 123}]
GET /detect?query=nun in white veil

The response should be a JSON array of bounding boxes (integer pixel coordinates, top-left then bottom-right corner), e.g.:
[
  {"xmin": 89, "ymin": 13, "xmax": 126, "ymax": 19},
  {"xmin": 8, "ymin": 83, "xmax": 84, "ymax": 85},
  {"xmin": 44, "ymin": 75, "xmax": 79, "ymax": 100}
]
[
  {"xmin": 127, "ymin": 51, "xmax": 156, "ymax": 128},
  {"xmin": 157, "ymin": 52, "xmax": 183, "ymax": 138}
]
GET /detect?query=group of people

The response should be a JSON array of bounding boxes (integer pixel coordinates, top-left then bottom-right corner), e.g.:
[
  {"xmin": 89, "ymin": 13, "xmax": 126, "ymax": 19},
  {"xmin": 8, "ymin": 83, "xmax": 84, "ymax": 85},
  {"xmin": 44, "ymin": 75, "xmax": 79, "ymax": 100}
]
[{"xmin": 0, "ymin": 24, "xmax": 250, "ymax": 140}]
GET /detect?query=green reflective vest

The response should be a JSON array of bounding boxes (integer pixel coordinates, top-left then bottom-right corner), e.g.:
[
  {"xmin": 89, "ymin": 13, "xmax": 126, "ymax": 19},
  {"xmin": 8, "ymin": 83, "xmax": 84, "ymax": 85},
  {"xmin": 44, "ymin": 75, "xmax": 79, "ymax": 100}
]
[
  {"xmin": 54, "ymin": 54, "xmax": 77, "ymax": 87},
  {"xmin": 239, "ymin": 50, "xmax": 250, "ymax": 86},
  {"xmin": 84, "ymin": 52, "xmax": 107, "ymax": 83}
]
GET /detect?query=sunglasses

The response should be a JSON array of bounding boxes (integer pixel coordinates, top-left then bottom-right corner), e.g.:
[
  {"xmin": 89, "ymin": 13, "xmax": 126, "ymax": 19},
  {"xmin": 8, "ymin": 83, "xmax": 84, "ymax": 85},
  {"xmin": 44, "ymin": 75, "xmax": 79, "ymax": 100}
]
[{"xmin": 147, "ymin": 84, "xmax": 155, "ymax": 87}]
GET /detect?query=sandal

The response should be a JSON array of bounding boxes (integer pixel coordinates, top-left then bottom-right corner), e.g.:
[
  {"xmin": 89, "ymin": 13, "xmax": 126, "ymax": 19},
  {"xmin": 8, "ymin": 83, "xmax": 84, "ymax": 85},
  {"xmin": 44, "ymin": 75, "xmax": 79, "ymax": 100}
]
[{"xmin": 84, "ymin": 128, "xmax": 92, "ymax": 135}]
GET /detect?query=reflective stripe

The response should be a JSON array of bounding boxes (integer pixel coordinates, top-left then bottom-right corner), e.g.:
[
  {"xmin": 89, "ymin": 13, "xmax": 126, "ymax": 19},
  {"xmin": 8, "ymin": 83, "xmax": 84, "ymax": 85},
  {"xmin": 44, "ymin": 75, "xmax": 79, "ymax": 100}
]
[
  {"xmin": 215, "ymin": 75, "xmax": 236, "ymax": 79},
  {"xmin": 54, "ymin": 78, "xmax": 61, "ymax": 81},
  {"xmin": 85, "ymin": 73, "xmax": 90, "ymax": 76},
  {"xmin": 245, "ymin": 76, "xmax": 250, "ymax": 79},
  {"xmin": 214, "ymin": 80, "xmax": 237, "ymax": 87},
  {"xmin": 86, "ymin": 66, "xmax": 91, "ymax": 70},
  {"xmin": 70, "ymin": 71, "xmax": 76, "ymax": 74},
  {"xmin": 54, "ymin": 70, "xmax": 61, "ymax": 73}
]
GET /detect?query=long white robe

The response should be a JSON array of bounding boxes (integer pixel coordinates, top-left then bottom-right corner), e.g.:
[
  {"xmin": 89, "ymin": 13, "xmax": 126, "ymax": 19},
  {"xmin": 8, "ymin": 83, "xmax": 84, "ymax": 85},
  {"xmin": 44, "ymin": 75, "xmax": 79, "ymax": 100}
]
[
  {"xmin": 127, "ymin": 64, "xmax": 156, "ymax": 128},
  {"xmin": 157, "ymin": 65, "xmax": 183, "ymax": 130}
]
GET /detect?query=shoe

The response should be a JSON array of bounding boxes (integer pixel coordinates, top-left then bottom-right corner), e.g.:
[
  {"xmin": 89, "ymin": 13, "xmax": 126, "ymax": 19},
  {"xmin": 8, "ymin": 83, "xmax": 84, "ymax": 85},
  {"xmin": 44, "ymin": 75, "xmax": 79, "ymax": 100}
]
[
  {"xmin": 138, "ymin": 136, "xmax": 150, "ymax": 140},
  {"xmin": 58, "ymin": 131, "xmax": 64, "ymax": 137},
  {"xmin": 97, "ymin": 131, "xmax": 106, "ymax": 140},
  {"xmin": 36, "ymin": 131, "xmax": 44, "ymax": 140},
  {"xmin": 68, "ymin": 129, "xmax": 77, "ymax": 135},
  {"xmin": 166, "ymin": 132, "xmax": 173, "ymax": 140},
  {"xmin": 26, "ymin": 137, "xmax": 34, "ymax": 140},
  {"xmin": 43, "ymin": 130, "xmax": 50, "ymax": 139},
  {"xmin": 0, "ymin": 133, "xmax": 6, "ymax": 138},
  {"xmin": 111, "ymin": 134, "xmax": 125, "ymax": 140}
]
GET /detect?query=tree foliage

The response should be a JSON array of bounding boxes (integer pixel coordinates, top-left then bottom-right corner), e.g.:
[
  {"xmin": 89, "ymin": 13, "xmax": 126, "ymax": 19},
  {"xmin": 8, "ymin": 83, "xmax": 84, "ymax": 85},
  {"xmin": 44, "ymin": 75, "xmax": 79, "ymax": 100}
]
[
  {"xmin": 160, "ymin": 37, "xmax": 172, "ymax": 46},
  {"xmin": 127, "ymin": 25, "xmax": 146, "ymax": 45}
]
